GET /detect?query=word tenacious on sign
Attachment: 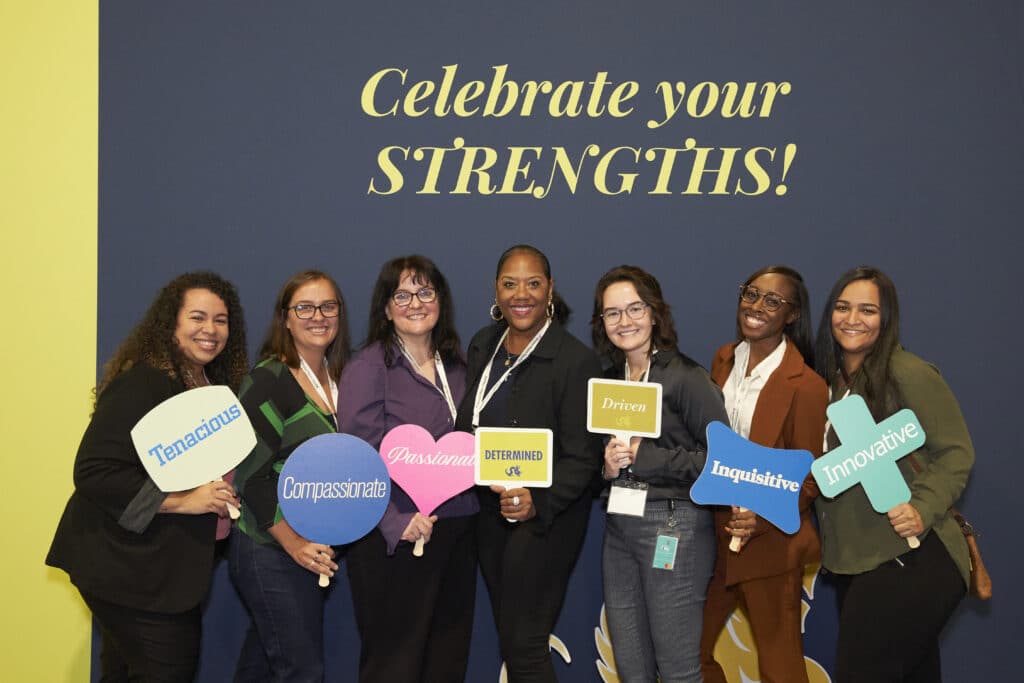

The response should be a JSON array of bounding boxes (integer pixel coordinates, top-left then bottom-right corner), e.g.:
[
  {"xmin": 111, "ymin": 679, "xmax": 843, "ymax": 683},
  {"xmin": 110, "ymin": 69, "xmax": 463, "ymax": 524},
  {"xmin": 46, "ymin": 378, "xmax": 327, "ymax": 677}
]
[
  {"xmin": 811, "ymin": 394, "xmax": 926, "ymax": 548},
  {"xmin": 131, "ymin": 385, "xmax": 257, "ymax": 519}
]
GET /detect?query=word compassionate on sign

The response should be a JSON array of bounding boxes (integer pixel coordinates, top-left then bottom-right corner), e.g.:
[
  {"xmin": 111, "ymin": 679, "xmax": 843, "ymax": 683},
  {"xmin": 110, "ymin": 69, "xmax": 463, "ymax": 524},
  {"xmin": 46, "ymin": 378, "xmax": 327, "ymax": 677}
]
[
  {"xmin": 690, "ymin": 421, "xmax": 813, "ymax": 534},
  {"xmin": 474, "ymin": 428, "xmax": 553, "ymax": 488},
  {"xmin": 587, "ymin": 378, "xmax": 662, "ymax": 440},
  {"xmin": 278, "ymin": 433, "xmax": 391, "ymax": 546},
  {"xmin": 812, "ymin": 394, "xmax": 925, "ymax": 514},
  {"xmin": 131, "ymin": 385, "xmax": 256, "ymax": 492}
]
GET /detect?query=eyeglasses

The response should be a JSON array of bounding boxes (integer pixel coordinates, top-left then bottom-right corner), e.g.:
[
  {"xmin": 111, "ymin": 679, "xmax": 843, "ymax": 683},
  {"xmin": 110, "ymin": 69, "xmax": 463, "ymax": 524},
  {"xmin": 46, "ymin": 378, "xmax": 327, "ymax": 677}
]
[
  {"xmin": 391, "ymin": 287, "xmax": 437, "ymax": 307},
  {"xmin": 738, "ymin": 285, "xmax": 791, "ymax": 312},
  {"xmin": 288, "ymin": 301, "xmax": 341, "ymax": 319},
  {"xmin": 601, "ymin": 302, "xmax": 650, "ymax": 325}
]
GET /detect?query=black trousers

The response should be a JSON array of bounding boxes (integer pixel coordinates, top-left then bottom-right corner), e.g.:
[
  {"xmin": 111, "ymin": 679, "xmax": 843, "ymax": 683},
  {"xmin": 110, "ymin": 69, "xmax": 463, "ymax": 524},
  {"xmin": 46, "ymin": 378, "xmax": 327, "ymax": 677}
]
[
  {"xmin": 81, "ymin": 592, "xmax": 200, "ymax": 683},
  {"xmin": 346, "ymin": 514, "xmax": 477, "ymax": 683},
  {"xmin": 833, "ymin": 532, "xmax": 965, "ymax": 683},
  {"xmin": 477, "ymin": 496, "xmax": 591, "ymax": 683}
]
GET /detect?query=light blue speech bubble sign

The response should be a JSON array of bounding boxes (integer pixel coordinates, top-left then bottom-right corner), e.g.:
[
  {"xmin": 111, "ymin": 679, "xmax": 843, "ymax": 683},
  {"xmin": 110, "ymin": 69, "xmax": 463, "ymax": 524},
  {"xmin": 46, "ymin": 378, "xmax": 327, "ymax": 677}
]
[
  {"xmin": 811, "ymin": 394, "xmax": 926, "ymax": 548},
  {"xmin": 690, "ymin": 421, "xmax": 813, "ymax": 535}
]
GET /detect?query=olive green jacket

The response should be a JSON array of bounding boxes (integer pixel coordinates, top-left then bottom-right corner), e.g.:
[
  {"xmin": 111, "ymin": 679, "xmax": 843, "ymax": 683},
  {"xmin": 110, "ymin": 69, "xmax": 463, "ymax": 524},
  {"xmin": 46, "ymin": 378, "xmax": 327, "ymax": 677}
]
[{"xmin": 816, "ymin": 350, "xmax": 973, "ymax": 586}]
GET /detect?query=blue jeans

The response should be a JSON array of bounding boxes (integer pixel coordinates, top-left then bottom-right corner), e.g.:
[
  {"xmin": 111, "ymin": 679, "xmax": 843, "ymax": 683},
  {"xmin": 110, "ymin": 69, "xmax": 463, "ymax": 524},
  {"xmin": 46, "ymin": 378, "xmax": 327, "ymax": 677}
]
[
  {"xmin": 227, "ymin": 528, "xmax": 329, "ymax": 682},
  {"xmin": 603, "ymin": 499, "xmax": 715, "ymax": 683}
]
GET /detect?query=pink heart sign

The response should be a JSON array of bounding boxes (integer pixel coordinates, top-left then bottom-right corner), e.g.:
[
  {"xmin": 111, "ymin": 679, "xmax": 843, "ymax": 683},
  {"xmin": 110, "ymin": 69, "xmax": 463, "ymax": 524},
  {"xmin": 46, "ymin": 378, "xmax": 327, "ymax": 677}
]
[{"xmin": 379, "ymin": 424, "xmax": 477, "ymax": 517}]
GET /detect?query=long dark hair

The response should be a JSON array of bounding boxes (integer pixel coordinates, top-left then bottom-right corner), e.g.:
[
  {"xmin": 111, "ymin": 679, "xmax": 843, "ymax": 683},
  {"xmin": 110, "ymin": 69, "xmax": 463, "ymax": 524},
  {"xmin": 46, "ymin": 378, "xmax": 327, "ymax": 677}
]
[
  {"xmin": 815, "ymin": 266, "xmax": 902, "ymax": 419},
  {"xmin": 738, "ymin": 265, "xmax": 814, "ymax": 367},
  {"xmin": 495, "ymin": 244, "xmax": 571, "ymax": 324},
  {"xmin": 364, "ymin": 255, "xmax": 462, "ymax": 366},
  {"xmin": 96, "ymin": 271, "xmax": 249, "ymax": 399},
  {"xmin": 591, "ymin": 265, "xmax": 679, "ymax": 366},
  {"xmin": 258, "ymin": 269, "xmax": 350, "ymax": 381}
]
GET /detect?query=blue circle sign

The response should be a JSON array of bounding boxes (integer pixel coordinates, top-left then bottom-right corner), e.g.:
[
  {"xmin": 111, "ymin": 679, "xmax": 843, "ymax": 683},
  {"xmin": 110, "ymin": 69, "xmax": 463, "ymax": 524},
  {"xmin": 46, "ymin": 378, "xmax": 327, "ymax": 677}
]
[{"xmin": 277, "ymin": 433, "xmax": 391, "ymax": 545}]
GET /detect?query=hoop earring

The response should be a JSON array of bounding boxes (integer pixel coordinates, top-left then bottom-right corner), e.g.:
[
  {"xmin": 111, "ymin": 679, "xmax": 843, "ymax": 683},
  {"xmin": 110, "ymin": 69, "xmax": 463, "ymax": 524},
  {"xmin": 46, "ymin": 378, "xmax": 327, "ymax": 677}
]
[
  {"xmin": 546, "ymin": 299, "xmax": 555, "ymax": 319},
  {"xmin": 490, "ymin": 303, "xmax": 503, "ymax": 321}
]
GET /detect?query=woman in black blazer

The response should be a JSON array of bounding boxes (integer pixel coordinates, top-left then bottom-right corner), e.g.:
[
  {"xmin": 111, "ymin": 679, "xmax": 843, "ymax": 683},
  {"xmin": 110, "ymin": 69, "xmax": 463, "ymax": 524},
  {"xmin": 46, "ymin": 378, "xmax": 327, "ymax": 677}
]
[
  {"xmin": 47, "ymin": 271, "xmax": 247, "ymax": 682},
  {"xmin": 455, "ymin": 244, "xmax": 602, "ymax": 683}
]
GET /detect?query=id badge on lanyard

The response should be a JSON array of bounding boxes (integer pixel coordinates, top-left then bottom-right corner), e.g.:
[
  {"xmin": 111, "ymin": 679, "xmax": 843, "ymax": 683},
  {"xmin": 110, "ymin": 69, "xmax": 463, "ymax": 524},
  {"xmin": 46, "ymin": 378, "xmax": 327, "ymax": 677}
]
[{"xmin": 652, "ymin": 500, "xmax": 680, "ymax": 571}]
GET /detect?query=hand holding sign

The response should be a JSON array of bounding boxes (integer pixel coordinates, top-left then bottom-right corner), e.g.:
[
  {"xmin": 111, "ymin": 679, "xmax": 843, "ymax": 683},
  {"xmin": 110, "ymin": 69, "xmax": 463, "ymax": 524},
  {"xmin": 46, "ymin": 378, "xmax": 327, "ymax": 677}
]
[
  {"xmin": 690, "ymin": 421, "xmax": 814, "ymax": 551},
  {"xmin": 278, "ymin": 433, "xmax": 391, "ymax": 586},
  {"xmin": 811, "ymin": 394, "xmax": 926, "ymax": 548},
  {"xmin": 131, "ymin": 385, "xmax": 256, "ymax": 520},
  {"xmin": 475, "ymin": 428, "xmax": 553, "ymax": 523},
  {"xmin": 379, "ymin": 424, "xmax": 476, "ymax": 557}
]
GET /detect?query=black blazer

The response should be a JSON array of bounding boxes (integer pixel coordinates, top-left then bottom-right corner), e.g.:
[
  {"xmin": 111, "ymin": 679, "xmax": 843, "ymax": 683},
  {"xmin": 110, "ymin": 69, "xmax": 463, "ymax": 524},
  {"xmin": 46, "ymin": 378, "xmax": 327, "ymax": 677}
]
[
  {"xmin": 455, "ymin": 321, "xmax": 603, "ymax": 530},
  {"xmin": 47, "ymin": 363, "xmax": 218, "ymax": 613}
]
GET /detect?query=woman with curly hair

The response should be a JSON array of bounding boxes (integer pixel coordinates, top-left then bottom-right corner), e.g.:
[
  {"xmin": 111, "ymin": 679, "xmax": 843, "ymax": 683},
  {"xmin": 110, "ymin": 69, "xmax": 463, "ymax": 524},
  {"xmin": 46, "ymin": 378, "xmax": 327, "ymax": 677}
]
[{"xmin": 47, "ymin": 271, "xmax": 248, "ymax": 682}]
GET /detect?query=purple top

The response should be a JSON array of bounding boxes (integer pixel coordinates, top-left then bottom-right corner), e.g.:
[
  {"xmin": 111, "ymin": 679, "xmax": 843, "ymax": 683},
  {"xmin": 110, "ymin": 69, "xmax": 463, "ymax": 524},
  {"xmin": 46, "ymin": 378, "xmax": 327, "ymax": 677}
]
[{"xmin": 338, "ymin": 340, "xmax": 478, "ymax": 553}]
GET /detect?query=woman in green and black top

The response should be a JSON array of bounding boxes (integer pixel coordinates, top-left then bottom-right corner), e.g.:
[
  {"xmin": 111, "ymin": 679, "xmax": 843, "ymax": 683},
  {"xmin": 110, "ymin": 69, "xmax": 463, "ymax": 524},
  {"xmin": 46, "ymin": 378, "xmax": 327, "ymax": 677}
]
[
  {"xmin": 229, "ymin": 269, "xmax": 351, "ymax": 682},
  {"xmin": 815, "ymin": 266, "xmax": 973, "ymax": 683}
]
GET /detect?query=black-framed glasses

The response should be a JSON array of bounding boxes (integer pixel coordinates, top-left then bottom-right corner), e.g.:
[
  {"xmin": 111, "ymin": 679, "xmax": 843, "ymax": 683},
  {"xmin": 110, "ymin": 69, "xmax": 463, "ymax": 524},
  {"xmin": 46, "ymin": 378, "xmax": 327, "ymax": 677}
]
[
  {"xmin": 738, "ymin": 285, "xmax": 790, "ymax": 312},
  {"xmin": 391, "ymin": 287, "xmax": 437, "ymax": 307},
  {"xmin": 288, "ymin": 301, "xmax": 341, "ymax": 319},
  {"xmin": 601, "ymin": 302, "xmax": 649, "ymax": 325}
]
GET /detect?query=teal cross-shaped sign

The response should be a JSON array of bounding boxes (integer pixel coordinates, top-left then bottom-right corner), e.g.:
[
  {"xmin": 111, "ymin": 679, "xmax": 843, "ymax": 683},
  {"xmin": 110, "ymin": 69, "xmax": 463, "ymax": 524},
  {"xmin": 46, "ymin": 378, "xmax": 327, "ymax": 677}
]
[{"xmin": 811, "ymin": 394, "xmax": 926, "ymax": 513}]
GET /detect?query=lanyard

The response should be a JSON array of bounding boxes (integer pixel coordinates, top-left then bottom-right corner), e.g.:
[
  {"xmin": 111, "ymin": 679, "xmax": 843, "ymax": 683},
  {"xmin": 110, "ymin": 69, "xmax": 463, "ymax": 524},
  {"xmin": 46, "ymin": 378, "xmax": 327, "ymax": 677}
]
[
  {"xmin": 472, "ymin": 319, "xmax": 552, "ymax": 428},
  {"xmin": 823, "ymin": 385, "xmax": 851, "ymax": 452},
  {"xmin": 397, "ymin": 339, "xmax": 458, "ymax": 423},
  {"xmin": 299, "ymin": 355, "xmax": 338, "ymax": 417}
]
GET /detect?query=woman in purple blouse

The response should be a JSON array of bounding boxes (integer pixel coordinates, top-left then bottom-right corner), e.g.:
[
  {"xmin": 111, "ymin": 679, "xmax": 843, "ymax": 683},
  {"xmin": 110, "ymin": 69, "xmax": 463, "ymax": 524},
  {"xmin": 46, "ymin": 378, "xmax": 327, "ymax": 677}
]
[{"xmin": 338, "ymin": 255, "xmax": 478, "ymax": 683}]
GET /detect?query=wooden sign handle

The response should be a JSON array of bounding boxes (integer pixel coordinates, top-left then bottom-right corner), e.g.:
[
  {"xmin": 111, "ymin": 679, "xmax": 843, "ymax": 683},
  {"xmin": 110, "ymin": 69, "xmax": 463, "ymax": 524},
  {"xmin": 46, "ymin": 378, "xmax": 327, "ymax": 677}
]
[
  {"xmin": 218, "ymin": 477, "xmax": 240, "ymax": 520},
  {"xmin": 413, "ymin": 537, "xmax": 426, "ymax": 557},
  {"xmin": 906, "ymin": 535, "xmax": 920, "ymax": 549},
  {"xmin": 318, "ymin": 574, "xmax": 330, "ymax": 588},
  {"xmin": 728, "ymin": 507, "xmax": 748, "ymax": 553}
]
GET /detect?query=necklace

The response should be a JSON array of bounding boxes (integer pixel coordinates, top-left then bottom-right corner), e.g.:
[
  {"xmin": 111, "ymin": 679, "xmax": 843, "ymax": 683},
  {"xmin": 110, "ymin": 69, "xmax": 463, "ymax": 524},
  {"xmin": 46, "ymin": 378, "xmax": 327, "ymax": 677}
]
[{"xmin": 182, "ymin": 365, "xmax": 210, "ymax": 389}]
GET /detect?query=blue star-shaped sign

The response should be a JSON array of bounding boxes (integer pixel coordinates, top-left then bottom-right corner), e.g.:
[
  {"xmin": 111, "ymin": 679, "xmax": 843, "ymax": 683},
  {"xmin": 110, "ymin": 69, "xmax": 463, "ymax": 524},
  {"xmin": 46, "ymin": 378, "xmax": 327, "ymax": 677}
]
[{"xmin": 691, "ymin": 421, "xmax": 814, "ymax": 534}]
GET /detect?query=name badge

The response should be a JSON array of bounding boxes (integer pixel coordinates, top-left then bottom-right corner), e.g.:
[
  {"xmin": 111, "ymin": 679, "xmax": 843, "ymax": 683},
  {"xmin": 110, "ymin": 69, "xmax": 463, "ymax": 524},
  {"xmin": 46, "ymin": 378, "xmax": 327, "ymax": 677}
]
[{"xmin": 607, "ymin": 478, "xmax": 648, "ymax": 517}]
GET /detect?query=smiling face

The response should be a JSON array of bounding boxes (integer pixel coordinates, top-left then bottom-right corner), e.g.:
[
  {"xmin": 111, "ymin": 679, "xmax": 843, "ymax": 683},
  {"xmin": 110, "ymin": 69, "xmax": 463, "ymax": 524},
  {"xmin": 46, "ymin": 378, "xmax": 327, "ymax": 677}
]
[
  {"xmin": 602, "ymin": 281, "xmax": 653, "ymax": 361},
  {"xmin": 174, "ymin": 288, "xmax": 229, "ymax": 376},
  {"xmin": 831, "ymin": 278, "xmax": 882, "ymax": 373},
  {"xmin": 386, "ymin": 269, "xmax": 440, "ymax": 344},
  {"xmin": 738, "ymin": 273, "xmax": 798, "ymax": 349},
  {"xmin": 285, "ymin": 278, "xmax": 340, "ymax": 361},
  {"xmin": 495, "ymin": 250, "xmax": 553, "ymax": 338}
]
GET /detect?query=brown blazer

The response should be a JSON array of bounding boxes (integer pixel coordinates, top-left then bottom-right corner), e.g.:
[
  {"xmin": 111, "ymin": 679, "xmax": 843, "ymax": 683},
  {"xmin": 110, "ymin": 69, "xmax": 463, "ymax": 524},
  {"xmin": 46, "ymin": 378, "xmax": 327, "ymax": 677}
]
[{"xmin": 710, "ymin": 339, "xmax": 828, "ymax": 586}]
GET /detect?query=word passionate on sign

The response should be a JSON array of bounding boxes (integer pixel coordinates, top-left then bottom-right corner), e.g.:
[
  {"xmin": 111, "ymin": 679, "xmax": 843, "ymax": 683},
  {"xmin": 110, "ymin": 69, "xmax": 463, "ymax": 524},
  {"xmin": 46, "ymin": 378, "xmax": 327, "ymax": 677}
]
[
  {"xmin": 131, "ymin": 385, "xmax": 256, "ymax": 492},
  {"xmin": 690, "ymin": 421, "xmax": 813, "ymax": 535},
  {"xmin": 475, "ymin": 427, "xmax": 553, "ymax": 488},
  {"xmin": 587, "ymin": 378, "xmax": 662, "ymax": 440},
  {"xmin": 380, "ymin": 424, "xmax": 476, "ymax": 516},
  {"xmin": 278, "ymin": 433, "xmax": 391, "ymax": 546},
  {"xmin": 811, "ymin": 394, "xmax": 926, "ymax": 513}
]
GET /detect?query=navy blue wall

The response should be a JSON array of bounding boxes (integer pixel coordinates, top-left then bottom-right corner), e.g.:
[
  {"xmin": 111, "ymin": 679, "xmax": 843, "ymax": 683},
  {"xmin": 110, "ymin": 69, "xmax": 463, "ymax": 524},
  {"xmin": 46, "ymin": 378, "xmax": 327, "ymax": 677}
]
[{"xmin": 97, "ymin": 2, "xmax": 1020, "ymax": 679}]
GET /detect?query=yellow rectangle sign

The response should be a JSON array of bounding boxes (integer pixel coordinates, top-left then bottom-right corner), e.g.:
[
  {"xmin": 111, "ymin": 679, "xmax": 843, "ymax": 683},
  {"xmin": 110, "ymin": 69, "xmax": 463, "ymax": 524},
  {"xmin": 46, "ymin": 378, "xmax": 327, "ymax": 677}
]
[
  {"xmin": 588, "ymin": 378, "xmax": 662, "ymax": 438},
  {"xmin": 474, "ymin": 428, "xmax": 553, "ymax": 488}
]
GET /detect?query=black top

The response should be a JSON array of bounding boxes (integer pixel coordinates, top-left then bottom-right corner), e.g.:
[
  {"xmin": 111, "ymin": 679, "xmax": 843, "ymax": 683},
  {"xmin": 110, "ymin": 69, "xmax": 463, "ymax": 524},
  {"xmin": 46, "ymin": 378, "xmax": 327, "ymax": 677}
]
[
  {"xmin": 47, "ymin": 363, "xmax": 218, "ymax": 613},
  {"xmin": 602, "ymin": 347, "xmax": 728, "ymax": 501},
  {"xmin": 456, "ymin": 321, "xmax": 603, "ymax": 530}
]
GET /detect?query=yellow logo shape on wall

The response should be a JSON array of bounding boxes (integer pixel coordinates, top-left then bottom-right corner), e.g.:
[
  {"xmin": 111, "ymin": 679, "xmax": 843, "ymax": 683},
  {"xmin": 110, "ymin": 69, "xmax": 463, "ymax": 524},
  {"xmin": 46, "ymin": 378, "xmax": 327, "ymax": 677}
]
[{"xmin": 594, "ymin": 564, "xmax": 832, "ymax": 682}]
